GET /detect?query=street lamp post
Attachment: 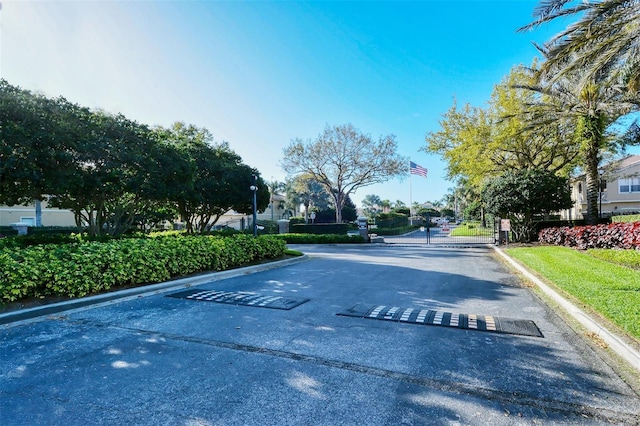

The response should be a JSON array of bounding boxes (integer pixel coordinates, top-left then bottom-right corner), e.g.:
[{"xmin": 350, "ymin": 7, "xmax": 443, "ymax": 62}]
[{"xmin": 250, "ymin": 175, "xmax": 258, "ymax": 237}]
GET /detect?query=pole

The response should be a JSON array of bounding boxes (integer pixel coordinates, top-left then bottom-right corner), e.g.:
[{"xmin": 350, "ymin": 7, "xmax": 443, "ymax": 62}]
[
  {"xmin": 409, "ymin": 161, "xmax": 413, "ymax": 217},
  {"xmin": 250, "ymin": 175, "xmax": 258, "ymax": 237}
]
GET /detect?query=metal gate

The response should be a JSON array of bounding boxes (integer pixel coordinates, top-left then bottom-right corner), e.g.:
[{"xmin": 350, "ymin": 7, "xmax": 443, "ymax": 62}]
[{"xmin": 380, "ymin": 220, "xmax": 497, "ymax": 245}]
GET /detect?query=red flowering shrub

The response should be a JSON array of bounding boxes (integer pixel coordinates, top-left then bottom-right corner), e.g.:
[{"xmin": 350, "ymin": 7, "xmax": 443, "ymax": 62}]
[{"xmin": 538, "ymin": 222, "xmax": 640, "ymax": 250}]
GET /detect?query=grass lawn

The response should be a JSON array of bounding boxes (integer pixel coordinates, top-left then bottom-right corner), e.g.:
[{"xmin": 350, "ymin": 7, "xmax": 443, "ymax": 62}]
[
  {"xmin": 450, "ymin": 221, "xmax": 493, "ymax": 237},
  {"xmin": 505, "ymin": 246, "xmax": 640, "ymax": 341}
]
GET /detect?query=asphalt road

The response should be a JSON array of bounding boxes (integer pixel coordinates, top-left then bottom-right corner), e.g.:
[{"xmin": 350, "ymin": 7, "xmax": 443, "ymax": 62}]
[{"xmin": 1, "ymin": 245, "xmax": 639, "ymax": 425}]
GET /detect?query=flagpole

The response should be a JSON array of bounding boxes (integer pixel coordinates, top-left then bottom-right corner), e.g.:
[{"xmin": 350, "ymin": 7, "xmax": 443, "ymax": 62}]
[{"xmin": 409, "ymin": 161, "xmax": 413, "ymax": 217}]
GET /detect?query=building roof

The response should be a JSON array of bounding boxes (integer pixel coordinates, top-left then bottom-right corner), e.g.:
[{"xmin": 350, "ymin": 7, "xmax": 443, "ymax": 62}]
[{"xmin": 572, "ymin": 155, "xmax": 640, "ymax": 180}]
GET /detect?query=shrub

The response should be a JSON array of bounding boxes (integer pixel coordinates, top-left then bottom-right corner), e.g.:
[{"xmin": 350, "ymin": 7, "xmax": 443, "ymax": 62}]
[
  {"xmin": 373, "ymin": 226, "xmax": 419, "ymax": 236},
  {"xmin": 288, "ymin": 216, "xmax": 306, "ymax": 225},
  {"xmin": 0, "ymin": 234, "xmax": 286, "ymax": 302},
  {"xmin": 274, "ymin": 233, "xmax": 364, "ymax": 244},
  {"xmin": 538, "ymin": 222, "xmax": 640, "ymax": 250},
  {"xmin": 291, "ymin": 223, "xmax": 351, "ymax": 234},
  {"xmin": 611, "ymin": 214, "xmax": 640, "ymax": 223}
]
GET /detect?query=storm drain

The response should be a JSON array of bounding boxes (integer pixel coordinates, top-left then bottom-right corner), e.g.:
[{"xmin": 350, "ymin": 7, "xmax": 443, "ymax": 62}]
[
  {"xmin": 337, "ymin": 304, "xmax": 543, "ymax": 338},
  {"xmin": 167, "ymin": 289, "xmax": 309, "ymax": 310}
]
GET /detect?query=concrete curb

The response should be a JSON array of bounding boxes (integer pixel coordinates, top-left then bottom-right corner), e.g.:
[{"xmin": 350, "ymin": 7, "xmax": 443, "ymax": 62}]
[
  {"xmin": 494, "ymin": 246, "xmax": 640, "ymax": 373},
  {"xmin": 0, "ymin": 255, "xmax": 308, "ymax": 326}
]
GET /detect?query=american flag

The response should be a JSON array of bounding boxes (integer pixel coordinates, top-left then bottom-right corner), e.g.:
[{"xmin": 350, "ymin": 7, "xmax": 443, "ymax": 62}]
[{"xmin": 410, "ymin": 161, "xmax": 428, "ymax": 178}]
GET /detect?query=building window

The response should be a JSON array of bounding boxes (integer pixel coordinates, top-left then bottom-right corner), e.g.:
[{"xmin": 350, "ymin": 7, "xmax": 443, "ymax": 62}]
[{"xmin": 619, "ymin": 177, "xmax": 640, "ymax": 193}]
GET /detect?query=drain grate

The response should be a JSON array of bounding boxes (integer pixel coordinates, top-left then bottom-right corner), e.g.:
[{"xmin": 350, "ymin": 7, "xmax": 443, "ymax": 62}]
[
  {"xmin": 337, "ymin": 304, "xmax": 543, "ymax": 337},
  {"xmin": 167, "ymin": 289, "xmax": 309, "ymax": 310}
]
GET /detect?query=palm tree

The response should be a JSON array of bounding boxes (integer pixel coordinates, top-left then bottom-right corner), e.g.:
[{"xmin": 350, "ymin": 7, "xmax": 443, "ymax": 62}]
[
  {"xmin": 266, "ymin": 180, "xmax": 286, "ymax": 221},
  {"xmin": 517, "ymin": 65, "xmax": 638, "ymax": 223},
  {"xmin": 522, "ymin": 0, "xmax": 640, "ymax": 94}
]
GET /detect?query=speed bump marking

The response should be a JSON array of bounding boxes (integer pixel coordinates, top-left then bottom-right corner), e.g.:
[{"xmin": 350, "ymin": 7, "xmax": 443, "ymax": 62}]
[
  {"xmin": 337, "ymin": 304, "xmax": 543, "ymax": 338},
  {"xmin": 167, "ymin": 289, "xmax": 309, "ymax": 310}
]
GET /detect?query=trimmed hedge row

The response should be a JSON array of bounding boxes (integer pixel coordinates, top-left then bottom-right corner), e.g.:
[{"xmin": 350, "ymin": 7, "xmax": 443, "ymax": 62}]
[
  {"xmin": 611, "ymin": 214, "xmax": 640, "ymax": 223},
  {"xmin": 539, "ymin": 222, "xmax": 640, "ymax": 250},
  {"xmin": 0, "ymin": 234, "xmax": 286, "ymax": 302},
  {"xmin": 291, "ymin": 223, "xmax": 351, "ymax": 234},
  {"xmin": 273, "ymin": 233, "xmax": 364, "ymax": 244},
  {"xmin": 372, "ymin": 226, "xmax": 419, "ymax": 236}
]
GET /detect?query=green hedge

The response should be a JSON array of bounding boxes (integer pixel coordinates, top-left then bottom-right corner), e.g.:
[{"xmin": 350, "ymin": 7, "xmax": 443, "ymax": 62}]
[
  {"xmin": 273, "ymin": 233, "xmax": 364, "ymax": 244},
  {"xmin": 372, "ymin": 225, "xmax": 419, "ymax": 236},
  {"xmin": 291, "ymin": 223, "xmax": 351, "ymax": 234},
  {"xmin": 0, "ymin": 234, "xmax": 286, "ymax": 302},
  {"xmin": 611, "ymin": 214, "xmax": 640, "ymax": 223},
  {"xmin": 0, "ymin": 227, "xmax": 18, "ymax": 236}
]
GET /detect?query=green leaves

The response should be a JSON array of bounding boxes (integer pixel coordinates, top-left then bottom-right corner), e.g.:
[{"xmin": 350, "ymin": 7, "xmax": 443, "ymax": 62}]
[
  {"xmin": 155, "ymin": 123, "xmax": 269, "ymax": 233},
  {"xmin": 0, "ymin": 235, "xmax": 286, "ymax": 302},
  {"xmin": 282, "ymin": 123, "xmax": 407, "ymax": 223}
]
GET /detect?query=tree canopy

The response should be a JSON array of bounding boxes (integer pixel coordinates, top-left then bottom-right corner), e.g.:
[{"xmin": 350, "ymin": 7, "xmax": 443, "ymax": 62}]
[
  {"xmin": 282, "ymin": 123, "xmax": 406, "ymax": 222},
  {"xmin": 423, "ymin": 66, "xmax": 581, "ymax": 189},
  {"xmin": 483, "ymin": 169, "xmax": 572, "ymax": 242},
  {"xmin": 522, "ymin": 0, "xmax": 640, "ymax": 93},
  {"xmin": 155, "ymin": 123, "xmax": 269, "ymax": 233},
  {"xmin": 1, "ymin": 80, "xmax": 267, "ymax": 235}
]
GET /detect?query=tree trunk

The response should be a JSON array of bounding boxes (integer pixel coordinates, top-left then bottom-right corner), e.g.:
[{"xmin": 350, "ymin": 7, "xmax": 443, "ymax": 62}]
[
  {"xmin": 579, "ymin": 114, "xmax": 605, "ymax": 225},
  {"xmin": 333, "ymin": 192, "xmax": 344, "ymax": 223}
]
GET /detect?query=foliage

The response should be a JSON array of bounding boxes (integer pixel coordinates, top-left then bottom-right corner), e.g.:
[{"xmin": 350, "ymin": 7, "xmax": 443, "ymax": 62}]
[
  {"xmin": 483, "ymin": 169, "xmax": 572, "ymax": 242},
  {"xmin": 155, "ymin": 123, "xmax": 269, "ymax": 233},
  {"xmin": 391, "ymin": 207, "xmax": 410, "ymax": 216},
  {"xmin": 0, "ymin": 80, "xmax": 85, "ymax": 205},
  {"xmin": 291, "ymin": 223, "xmax": 351, "ymax": 235},
  {"xmin": 47, "ymin": 110, "xmax": 158, "ymax": 236},
  {"xmin": 423, "ymin": 67, "xmax": 579, "ymax": 189},
  {"xmin": 376, "ymin": 212, "xmax": 409, "ymax": 229},
  {"xmin": 313, "ymin": 194, "xmax": 358, "ymax": 223},
  {"xmin": 506, "ymin": 246, "xmax": 640, "ymax": 340},
  {"xmin": 1, "ymin": 80, "xmax": 267, "ymax": 237},
  {"xmin": 274, "ymin": 233, "xmax": 364, "ymax": 244},
  {"xmin": 372, "ymin": 226, "xmax": 419, "ymax": 236},
  {"xmin": 611, "ymin": 214, "xmax": 640, "ymax": 223},
  {"xmin": 463, "ymin": 200, "xmax": 482, "ymax": 221},
  {"xmin": 362, "ymin": 194, "xmax": 383, "ymax": 218},
  {"xmin": 0, "ymin": 234, "xmax": 286, "ymax": 302},
  {"xmin": 288, "ymin": 217, "xmax": 306, "ymax": 225},
  {"xmin": 282, "ymin": 123, "xmax": 407, "ymax": 222},
  {"xmin": 538, "ymin": 222, "xmax": 640, "ymax": 250},
  {"xmin": 415, "ymin": 206, "xmax": 440, "ymax": 219},
  {"xmin": 283, "ymin": 174, "xmax": 332, "ymax": 221},
  {"xmin": 522, "ymin": 0, "xmax": 640, "ymax": 93},
  {"xmin": 515, "ymin": 54, "xmax": 639, "ymax": 225}
]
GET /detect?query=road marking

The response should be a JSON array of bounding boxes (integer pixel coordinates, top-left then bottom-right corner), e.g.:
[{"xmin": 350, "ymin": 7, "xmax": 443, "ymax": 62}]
[
  {"xmin": 337, "ymin": 305, "xmax": 543, "ymax": 337},
  {"xmin": 167, "ymin": 289, "xmax": 309, "ymax": 310}
]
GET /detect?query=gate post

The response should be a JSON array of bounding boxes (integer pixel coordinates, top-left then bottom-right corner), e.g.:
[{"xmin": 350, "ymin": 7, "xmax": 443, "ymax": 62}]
[{"xmin": 357, "ymin": 216, "xmax": 369, "ymax": 242}]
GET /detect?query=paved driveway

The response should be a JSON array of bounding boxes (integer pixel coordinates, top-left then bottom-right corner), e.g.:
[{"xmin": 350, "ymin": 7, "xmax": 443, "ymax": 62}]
[{"xmin": 1, "ymin": 245, "xmax": 638, "ymax": 425}]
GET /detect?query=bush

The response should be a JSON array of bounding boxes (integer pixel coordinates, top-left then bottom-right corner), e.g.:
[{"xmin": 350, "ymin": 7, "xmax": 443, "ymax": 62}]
[
  {"xmin": 0, "ymin": 234, "xmax": 286, "ymax": 302},
  {"xmin": 373, "ymin": 226, "xmax": 419, "ymax": 236},
  {"xmin": 538, "ymin": 222, "xmax": 640, "ymax": 250},
  {"xmin": 288, "ymin": 216, "xmax": 306, "ymax": 225},
  {"xmin": 611, "ymin": 214, "xmax": 640, "ymax": 223},
  {"xmin": 291, "ymin": 223, "xmax": 351, "ymax": 234},
  {"xmin": 273, "ymin": 233, "xmax": 364, "ymax": 244}
]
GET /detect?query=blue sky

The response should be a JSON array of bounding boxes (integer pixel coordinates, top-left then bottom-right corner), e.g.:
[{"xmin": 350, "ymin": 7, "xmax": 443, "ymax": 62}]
[{"xmin": 1, "ymin": 0, "xmax": 570, "ymax": 207}]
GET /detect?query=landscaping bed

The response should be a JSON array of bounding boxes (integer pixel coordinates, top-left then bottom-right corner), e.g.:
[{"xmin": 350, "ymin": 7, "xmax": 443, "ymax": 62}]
[{"xmin": 0, "ymin": 233, "xmax": 287, "ymax": 304}]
